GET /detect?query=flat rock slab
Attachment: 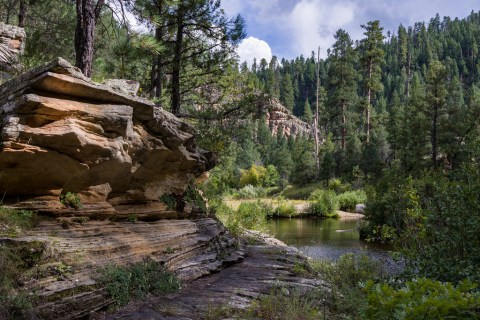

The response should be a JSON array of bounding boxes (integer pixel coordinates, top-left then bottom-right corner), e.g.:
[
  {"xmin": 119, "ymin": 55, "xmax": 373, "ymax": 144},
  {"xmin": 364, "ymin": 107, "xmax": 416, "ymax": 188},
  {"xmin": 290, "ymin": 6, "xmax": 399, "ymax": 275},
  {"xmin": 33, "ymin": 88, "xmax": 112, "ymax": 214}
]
[{"xmin": 98, "ymin": 239, "xmax": 328, "ymax": 320}]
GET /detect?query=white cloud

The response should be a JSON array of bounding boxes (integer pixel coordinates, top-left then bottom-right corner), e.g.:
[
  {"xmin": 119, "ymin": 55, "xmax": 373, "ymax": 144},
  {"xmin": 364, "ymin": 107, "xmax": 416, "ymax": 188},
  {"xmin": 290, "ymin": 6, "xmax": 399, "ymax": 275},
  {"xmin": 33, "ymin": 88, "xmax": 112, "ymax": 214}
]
[
  {"xmin": 288, "ymin": 0, "xmax": 358, "ymax": 57},
  {"xmin": 237, "ymin": 37, "xmax": 273, "ymax": 66},
  {"xmin": 224, "ymin": 0, "xmax": 478, "ymax": 59}
]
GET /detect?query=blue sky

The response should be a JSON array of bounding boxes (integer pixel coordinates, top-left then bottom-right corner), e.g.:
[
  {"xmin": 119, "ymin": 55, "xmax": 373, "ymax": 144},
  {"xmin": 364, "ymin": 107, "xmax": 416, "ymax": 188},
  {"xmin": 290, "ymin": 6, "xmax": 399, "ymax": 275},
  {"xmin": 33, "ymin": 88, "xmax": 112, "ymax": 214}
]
[{"xmin": 221, "ymin": 0, "xmax": 479, "ymax": 65}]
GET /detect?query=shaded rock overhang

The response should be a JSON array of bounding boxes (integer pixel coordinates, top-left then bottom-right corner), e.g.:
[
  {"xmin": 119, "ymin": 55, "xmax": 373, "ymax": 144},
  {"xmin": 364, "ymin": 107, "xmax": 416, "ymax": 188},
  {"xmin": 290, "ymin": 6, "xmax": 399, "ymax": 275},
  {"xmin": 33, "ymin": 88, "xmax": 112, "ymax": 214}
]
[{"xmin": 0, "ymin": 58, "xmax": 216, "ymax": 215}]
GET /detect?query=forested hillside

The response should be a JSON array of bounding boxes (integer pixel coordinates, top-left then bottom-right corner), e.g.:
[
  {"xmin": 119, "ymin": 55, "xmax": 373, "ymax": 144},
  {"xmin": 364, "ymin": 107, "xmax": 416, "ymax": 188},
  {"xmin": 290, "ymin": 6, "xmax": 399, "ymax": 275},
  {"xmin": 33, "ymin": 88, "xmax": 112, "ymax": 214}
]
[{"xmin": 239, "ymin": 12, "xmax": 480, "ymax": 180}]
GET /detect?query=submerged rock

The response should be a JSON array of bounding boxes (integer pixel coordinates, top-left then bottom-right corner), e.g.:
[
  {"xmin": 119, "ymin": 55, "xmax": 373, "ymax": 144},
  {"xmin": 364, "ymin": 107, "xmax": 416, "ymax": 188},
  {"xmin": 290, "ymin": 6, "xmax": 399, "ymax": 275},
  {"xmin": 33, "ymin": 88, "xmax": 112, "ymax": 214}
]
[{"xmin": 0, "ymin": 58, "xmax": 215, "ymax": 217}]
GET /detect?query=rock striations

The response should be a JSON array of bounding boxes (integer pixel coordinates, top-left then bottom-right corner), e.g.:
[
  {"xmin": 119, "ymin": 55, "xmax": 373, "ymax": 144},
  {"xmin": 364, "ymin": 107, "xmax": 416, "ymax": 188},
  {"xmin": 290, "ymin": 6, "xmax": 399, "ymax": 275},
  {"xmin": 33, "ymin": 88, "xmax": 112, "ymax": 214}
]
[
  {"xmin": 261, "ymin": 97, "xmax": 312, "ymax": 138},
  {"xmin": 0, "ymin": 57, "xmax": 215, "ymax": 218},
  {"xmin": 0, "ymin": 22, "xmax": 26, "ymax": 73}
]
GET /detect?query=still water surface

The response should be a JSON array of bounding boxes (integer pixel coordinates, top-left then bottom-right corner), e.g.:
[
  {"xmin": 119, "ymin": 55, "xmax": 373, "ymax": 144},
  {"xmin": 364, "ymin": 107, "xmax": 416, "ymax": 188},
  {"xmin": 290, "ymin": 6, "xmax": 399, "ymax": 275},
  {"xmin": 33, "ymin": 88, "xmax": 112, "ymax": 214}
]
[{"xmin": 266, "ymin": 217, "xmax": 394, "ymax": 264}]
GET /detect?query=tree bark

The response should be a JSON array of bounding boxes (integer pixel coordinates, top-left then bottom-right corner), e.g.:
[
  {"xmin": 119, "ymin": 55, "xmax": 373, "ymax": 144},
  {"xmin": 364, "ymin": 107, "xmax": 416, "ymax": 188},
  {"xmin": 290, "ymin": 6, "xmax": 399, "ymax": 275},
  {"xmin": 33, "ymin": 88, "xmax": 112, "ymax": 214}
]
[
  {"xmin": 432, "ymin": 103, "xmax": 438, "ymax": 168},
  {"xmin": 341, "ymin": 102, "xmax": 346, "ymax": 149},
  {"xmin": 366, "ymin": 60, "xmax": 372, "ymax": 142},
  {"xmin": 171, "ymin": 10, "xmax": 184, "ymax": 115},
  {"xmin": 18, "ymin": 0, "xmax": 28, "ymax": 27},
  {"xmin": 74, "ymin": 0, "xmax": 104, "ymax": 77},
  {"xmin": 151, "ymin": 26, "xmax": 164, "ymax": 98},
  {"xmin": 314, "ymin": 47, "xmax": 321, "ymax": 176}
]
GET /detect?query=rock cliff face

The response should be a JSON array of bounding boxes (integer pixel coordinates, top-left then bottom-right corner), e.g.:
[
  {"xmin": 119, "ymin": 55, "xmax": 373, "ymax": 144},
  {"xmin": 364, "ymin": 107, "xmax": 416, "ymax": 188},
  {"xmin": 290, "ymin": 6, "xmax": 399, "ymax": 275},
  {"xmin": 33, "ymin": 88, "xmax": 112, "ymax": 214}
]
[
  {"xmin": 0, "ymin": 23, "xmax": 25, "ymax": 73},
  {"xmin": 261, "ymin": 97, "xmax": 312, "ymax": 138},
  {"xmin": 0, "ymin": 58, "xmax": 215, "ymax": 217}
]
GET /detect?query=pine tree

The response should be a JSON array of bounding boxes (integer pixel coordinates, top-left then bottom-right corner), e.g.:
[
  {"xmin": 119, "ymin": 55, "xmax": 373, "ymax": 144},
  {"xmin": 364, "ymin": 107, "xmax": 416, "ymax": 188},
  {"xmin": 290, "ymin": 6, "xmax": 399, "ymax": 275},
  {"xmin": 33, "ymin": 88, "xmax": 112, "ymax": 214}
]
[
  {"xmin": 328, "ymin": 29, "xmax": 358, "ymax": 149},
  {"xmin": 425, "ymin": 60, "xmax": 448, "ymax": 168},
  {"xmin": 280, "ymin": 73, "xmax": 295, "ymax": 111},
  {"xmin": 302, "ymin": 99, "xmax": 313, "ymax": 123},
  {"xmin": 360, "ymin": 20, "xmax": 385, "ymax": 142}
]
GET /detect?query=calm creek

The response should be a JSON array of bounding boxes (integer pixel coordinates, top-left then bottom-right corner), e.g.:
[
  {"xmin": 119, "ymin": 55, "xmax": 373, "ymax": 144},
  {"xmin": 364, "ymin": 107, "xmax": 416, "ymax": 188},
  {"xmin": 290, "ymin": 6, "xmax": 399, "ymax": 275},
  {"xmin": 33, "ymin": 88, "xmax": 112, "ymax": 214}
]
[{"xmin": 266, "ymin": 217, "xmax": 400, "ymax": 271}]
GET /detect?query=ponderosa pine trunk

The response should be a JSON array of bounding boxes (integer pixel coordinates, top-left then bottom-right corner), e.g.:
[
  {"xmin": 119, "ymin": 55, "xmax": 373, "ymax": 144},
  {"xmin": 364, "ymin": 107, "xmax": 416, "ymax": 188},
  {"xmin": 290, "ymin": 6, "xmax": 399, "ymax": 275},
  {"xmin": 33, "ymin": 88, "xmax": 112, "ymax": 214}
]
[
  {"xmin": 18, "ymin": 0, "xmax": 27, "ymax": 27},
  {"xmin": 171, "ymin": 10, "xmax": 184, "ymax": 115},
  {"xmin": 151, "ymin": 26, "xmax": 164, "ymax": 98},
  {"xmin": 341, "ymin": 102, "xmax": 346, "ymax": 149},
  {"xmin": 432, "ymin": 103, "xmax": 438, "ymax": 168},
  {"xmin": 74, "ymin": 0, "xmax": 104, "ymax": 77}
]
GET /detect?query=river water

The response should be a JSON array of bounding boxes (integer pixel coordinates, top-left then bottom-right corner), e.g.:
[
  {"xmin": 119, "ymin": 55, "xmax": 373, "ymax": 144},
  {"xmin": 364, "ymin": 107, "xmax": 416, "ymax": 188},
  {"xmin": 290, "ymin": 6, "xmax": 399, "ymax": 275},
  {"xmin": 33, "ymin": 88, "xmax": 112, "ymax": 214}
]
[{"xmin": 266, "ymin": 217, "xmax": 398, "ymax": 269}]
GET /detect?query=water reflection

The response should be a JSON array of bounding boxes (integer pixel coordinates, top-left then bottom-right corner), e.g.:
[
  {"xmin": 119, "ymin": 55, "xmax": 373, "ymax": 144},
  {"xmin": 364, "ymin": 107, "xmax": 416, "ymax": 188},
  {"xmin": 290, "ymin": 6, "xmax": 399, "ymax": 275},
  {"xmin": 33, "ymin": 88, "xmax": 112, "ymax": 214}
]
[{"xmin": 266, "ymin": 217, "xmax": 392, "ymax": 262}]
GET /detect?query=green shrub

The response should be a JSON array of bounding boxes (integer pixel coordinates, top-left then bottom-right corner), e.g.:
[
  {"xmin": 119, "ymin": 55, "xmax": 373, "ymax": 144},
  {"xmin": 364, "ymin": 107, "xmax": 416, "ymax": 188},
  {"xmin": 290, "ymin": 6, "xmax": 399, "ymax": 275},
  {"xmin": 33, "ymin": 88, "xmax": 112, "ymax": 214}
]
[
  {"xmin": 235, "ymin": 201, "xmax": 271, "ymax": 230},
  {"xmin": 98, "ymin": 259, "xmax": 180, "ymax": 307},
  {"xmin": 313, "ymin": 253, "xmax": 384, "ymax": 289},
  {"xmin": 239, "ymin": 164, "xmax": 280, "ymax": 188},
  {"xmin": 184, "ymin": 184, "xmax": 207, "ymax": 213},
  {"xmin": 234, "ymin": 185, "xmax": 267, "ymax": 199},
  {"xmin": 270, "ymin": 200, "xmax": 298, "ymax": 218},
  {"xmin": 336, "ymin": 190, "xmax": 367, "ymax": 212},
  {"xmin": 310, "ymin": 253, "xmax": 384, "ymax": 318},
  {"xmin": 248, "ymin": 287, "xmax": 321, "ymax": 320},
  {"xmin": 0, "ymin": 207, "xmax": 38, "ymax": 237},
  {"xmin": 307, "ymin": 189, "xmax": 339, "ymax": 217},
  {"xmin": 60, "ymin": 192, "xmax": 82, "ymax": 209},
  {"xmin": 239, "ymin": 164, "xmax": 267, "ymax": 187},
  {"xmin": 127, "ymin": 214, "xmax": 138, "ymax": 223},
  {"xmin": 0, "ymin": 241, "xmax": 44, "ymax": 319},
  {"xmin": 262, "ymin": 165, "xmax": 280, "ymax": 187},
  {"xmin": 160, "ymin": 194, "xmax": 177, "ymax": 210},
  {"xmin": 212, "ymin": 200, "xmax": 270, "ymax": 236},
  {"xmin": 364, "ymin": 278, "xmax": 480, "ymax": 319},
  {"xmin": 280, "ymin": 182, "xmax": 324, "ymax": 200}
]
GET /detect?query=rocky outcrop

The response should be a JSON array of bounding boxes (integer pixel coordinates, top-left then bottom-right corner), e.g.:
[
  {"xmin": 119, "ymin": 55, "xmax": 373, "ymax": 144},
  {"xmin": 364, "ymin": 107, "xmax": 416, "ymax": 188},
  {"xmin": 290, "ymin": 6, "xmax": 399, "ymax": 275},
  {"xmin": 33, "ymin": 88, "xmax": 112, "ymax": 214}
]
[
  {"xmin": 261, "ymin": 97, "xmax": 311, "ymax": 138},
  {"xmin": 0, "ymin": 58, "xmax": 215, "ymax": 218},
  {"xmin": 0, "ymin": 22, "xmax": 25, "ymax": 73},
  {"xmin": 2, "ymin": 217, "xmax": 244, "ymax": 319},
  {"xmin": 95, "ymin": 232, "xmax": 329, "ymax": 320}
]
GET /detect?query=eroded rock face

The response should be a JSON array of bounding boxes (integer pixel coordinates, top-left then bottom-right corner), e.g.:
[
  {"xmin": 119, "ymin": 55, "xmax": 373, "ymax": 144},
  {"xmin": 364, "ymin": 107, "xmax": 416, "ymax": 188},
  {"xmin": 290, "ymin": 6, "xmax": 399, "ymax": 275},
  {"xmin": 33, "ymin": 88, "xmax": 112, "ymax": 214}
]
[
  {"xmin": 0, "ymin": 22, "xmax": 26, "ymax": 73},
  {"xmin": 0, "ymin": 58, "xmax": 215, "ymax": 216},
  {"xmin": 262, "ymin": 97, "xmax": 312, "ymax": 138},
  {"xmin": 4, "ymin": 218, "xmax": 244, "ymax": 319}
]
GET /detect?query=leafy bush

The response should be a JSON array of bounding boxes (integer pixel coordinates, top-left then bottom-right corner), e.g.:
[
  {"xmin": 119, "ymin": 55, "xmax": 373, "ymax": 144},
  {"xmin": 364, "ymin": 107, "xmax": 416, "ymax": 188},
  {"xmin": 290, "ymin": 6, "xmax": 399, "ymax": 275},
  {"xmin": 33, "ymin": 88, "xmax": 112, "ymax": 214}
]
[
  {"xmin": 248, "ymin": 287, "xmax": 321, "ymax": 320},
  {"xmin": 0, "ymin": 241, "xmax": 44, "ymax": 319},
  {"xmin": 239, "ymin": 164, "xmax": 267, "ymax": 187},
  {"xmin": 262, "ymin": 165, "xmax": 280, "ymax": 187},
  {"xmin": 184, "ymin": 184, "xmax": 207, "ymax": 213},
  {"xmin": 235, "ymin": 201, "xmax": 271, "ymax": 230},
  {"xmin": 98, "ymin": 259, "xmax": 180, "ymax": 307},
  {"xmin": 364, "ymin": 278, "xmax": 480, "ymax": 319},
  {"xmin": 281, "ymin": 182, "xmax": 324, "ymax": 200},
  {"xmin": 60, "ymin": 192, "xmax": 82, "ymax": 209},
  {"xmin": 233, "ymin": 185, "xmax": 267, "ymax": 199},
  {"xmin": 0, "ymin": 207, "xmax": 38, "ymax": 237},
  {"xmin": 160, "ymin": 194, "xmax": 177, "ymax": 210},
  {"xmin": 212, "ymin": 200, "xmax": 270, "ymax": 236},
  {"xmin": 270, "ymin": 200, "xmax": 298, "ymax": 218},
  {"xmin": 310, "ymin": 253, "xmax": 385, "ymax": 318},
  {"xmin": 313, "ymin": 253, "xmax": 384, "ymax": 288},
  {"xmin": 239, "ymin": 164, "xmax": 280, "ymax": 188},
  {"xmin": 336, "ymin": 190, "xmax": 367, "ymax": 212},
  {"xmin": 307, "ymin": 189, "xmax": 339, "ymax": 217}
]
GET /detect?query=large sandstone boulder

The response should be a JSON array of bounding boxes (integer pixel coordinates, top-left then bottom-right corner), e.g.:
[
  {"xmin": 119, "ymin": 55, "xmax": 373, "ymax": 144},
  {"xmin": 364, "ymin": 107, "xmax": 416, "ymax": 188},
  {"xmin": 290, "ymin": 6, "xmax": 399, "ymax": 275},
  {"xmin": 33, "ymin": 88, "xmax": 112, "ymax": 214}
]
[{"xmin": 0, "ymin": 58, "xmax": 215, "ymax": 217}]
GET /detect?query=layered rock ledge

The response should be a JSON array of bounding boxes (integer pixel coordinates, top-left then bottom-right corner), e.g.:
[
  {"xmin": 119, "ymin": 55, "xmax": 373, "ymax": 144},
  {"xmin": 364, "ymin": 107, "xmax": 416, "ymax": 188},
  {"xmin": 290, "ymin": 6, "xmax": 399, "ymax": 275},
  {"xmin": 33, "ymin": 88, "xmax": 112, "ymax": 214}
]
[
  {"xmin": 96, "ymin": 233, "xmax": 329, "ymax": 320},
  {"xmin": 0, "ymin": 58, "xmax": 215, "ymax": 217}
]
